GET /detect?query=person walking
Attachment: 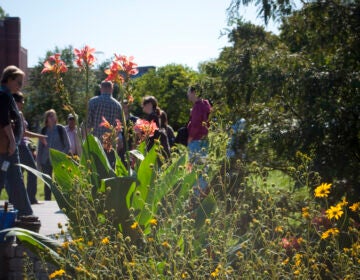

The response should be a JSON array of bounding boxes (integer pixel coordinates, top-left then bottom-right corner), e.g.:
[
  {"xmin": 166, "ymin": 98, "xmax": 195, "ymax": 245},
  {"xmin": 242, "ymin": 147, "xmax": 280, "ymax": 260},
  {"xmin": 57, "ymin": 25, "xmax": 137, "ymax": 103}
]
[
  {"xmin": 10, "ymin": 91, "xmax": 47, "ymax": 204},
  {"xmin": 187, "ymin": 85, "xmax": 211, "ymax": 195},
  {"xmin": 0, "ymin": 65, "xmax": 34, "ymax": 216},
  {"xmin": 87, "ymin": 80, "xmax": 122, "ymax": 139},
  {"xmin": 37, "ymin": 109, "xmax": 70, "ymax": 200},
  {"xmin": 87, "ymin": 80, "xmax": 122, "ymax": 167}
]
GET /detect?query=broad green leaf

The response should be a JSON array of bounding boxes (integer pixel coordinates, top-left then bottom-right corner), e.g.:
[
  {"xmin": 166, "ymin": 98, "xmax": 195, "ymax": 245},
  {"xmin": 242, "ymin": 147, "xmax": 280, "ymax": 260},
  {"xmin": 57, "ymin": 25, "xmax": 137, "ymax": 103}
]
[
  {"xmin": 50, "ymin": 149, "xmax": 82, "ymax": 192},
  {"xmin": 114, "ymin": 150, "xmax": 129, "ymax": 177},
  {"xmin": 3, "ymin": 228, "xmax": 63, "ymax": 265},
  {"xmin": 129, "ymin": 149, "xmax": 145, "ymax": 161},
  {"xmin": 151, "ymin": 154, "xmax": 187, "ymax": 209},
  {"xmin": 80, "ymin": 134, "xmax": 116, "ymax": 187},
  {"xmin": 101, "ymin": 176, "xmax": 137, "ymax": 236},
  {"xmin": 131, "ymin": 144, "xmax": 158, "ymax": 217}
]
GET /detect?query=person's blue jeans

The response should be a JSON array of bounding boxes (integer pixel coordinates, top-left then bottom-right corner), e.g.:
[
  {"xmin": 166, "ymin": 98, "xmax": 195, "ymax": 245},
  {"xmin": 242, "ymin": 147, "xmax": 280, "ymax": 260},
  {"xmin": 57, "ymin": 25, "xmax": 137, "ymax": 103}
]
[
  {"xmin": 0, "ymin": 148, "xmax": 33, "ymax": 216},
  {"xmin": 188, "ymin": 140, "xmax": 208, "ymax": 195}
]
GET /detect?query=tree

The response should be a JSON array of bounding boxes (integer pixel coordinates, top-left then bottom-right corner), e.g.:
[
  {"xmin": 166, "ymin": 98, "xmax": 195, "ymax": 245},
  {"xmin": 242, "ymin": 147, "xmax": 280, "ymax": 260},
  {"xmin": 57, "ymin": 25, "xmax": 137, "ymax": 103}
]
[
  {"xmin": 227, "ymin": 0, "xmax": 294, "ymax": 25},
  {"xmin": 0, "ymin": 6, "xmax": 7, "ymax": 19},
  {"xmin": 209, "ymin": 1, "xmax": 360, "ymax": 200},
  {"xmin": 278, "ymin": 0, "xmax": 360, "ymax": 194}
]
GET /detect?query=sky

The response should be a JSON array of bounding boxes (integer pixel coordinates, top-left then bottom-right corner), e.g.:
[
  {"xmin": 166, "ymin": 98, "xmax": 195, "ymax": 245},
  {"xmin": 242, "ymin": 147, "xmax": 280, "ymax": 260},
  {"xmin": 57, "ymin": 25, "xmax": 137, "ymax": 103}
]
[{"xmin": 1, "ymin": 0, "xmax": 279, "ymax": 70}]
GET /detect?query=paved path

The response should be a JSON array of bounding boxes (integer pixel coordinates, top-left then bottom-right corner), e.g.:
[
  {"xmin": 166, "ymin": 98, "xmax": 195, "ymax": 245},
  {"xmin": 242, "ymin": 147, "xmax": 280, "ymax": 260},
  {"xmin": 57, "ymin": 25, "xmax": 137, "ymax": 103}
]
[{"xmin": 1, "ymin": 200, "xmax": 68, "ymax": 236}]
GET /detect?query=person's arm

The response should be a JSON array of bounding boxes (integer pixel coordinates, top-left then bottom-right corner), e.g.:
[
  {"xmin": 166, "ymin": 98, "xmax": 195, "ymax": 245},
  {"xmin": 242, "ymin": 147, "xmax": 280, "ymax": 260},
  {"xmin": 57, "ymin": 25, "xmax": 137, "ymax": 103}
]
[
  {"xmin": 36, "ymin": 136, "xmax": 44, "ymax": 169},
  {"xmin": 86, "ymin": 101, "xmax": 93, "ymax": 133},
  {"xmin": 0, "ymin": 93, "xmax": 16, "ymax": 155},
  {"xmin": 61, "ymin": 126, "xmax": 71, "ymax": 154},
  {"xmin": 4, "ymin": 124, "xmax": 16, "ymax": 155},
  {"xmin": 24, "ymin": 130, "xmax": 48, "ymax": 145}
]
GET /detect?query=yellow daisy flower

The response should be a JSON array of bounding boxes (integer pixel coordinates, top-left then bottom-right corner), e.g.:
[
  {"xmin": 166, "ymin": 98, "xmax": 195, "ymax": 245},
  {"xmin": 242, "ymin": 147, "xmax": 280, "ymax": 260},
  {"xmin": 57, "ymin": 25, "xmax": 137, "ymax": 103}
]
[
  {"xmin": 326, "ymin": 205, "xmax": 344, "ymax": 220},
  {"xmin": 101, "ymin": 237, "xmax": 110, "ymax": 245},
  {"xmin": 338, "ymin": 197, "xmax": 348, "ymax": 207},
  {"xmin": 302, "ymin": 207, "xmax": 310, "ymax": 219},
  {"xmin": 49, "ymin": 269, "xmax": 66, "ymax": 279},
  {"xmin": 275, "ymin": 226, "xmax": 284, "ymax": 233},
  {"xmin": 321, "ymin": 228, "xmax": 340, "ymax": 239},
  {"xmin": 149, "ymin": 218, "xmax": 158, "ymax": 226},
  {"xmin": 349, "ymin": 202, "xmax": 360, "ymax": 212},
  {"xmin": 130, "ymin": 221, "xmax": 139, "ymax": 229},
  {"xmin": 162, "ymin": 241, "xmax": 171, "ymax": 249},
  {"xmin": 314, "ymin": 183, "xmax": 332, "ymax": 198}
]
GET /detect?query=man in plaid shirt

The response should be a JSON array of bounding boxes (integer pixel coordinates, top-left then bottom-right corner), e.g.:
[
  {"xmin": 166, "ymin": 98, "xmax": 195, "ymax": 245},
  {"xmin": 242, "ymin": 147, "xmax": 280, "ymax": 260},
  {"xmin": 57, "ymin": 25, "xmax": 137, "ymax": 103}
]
[{"xmin": 87, "ymin": 80, "xmax": 122, "ymax": 139}]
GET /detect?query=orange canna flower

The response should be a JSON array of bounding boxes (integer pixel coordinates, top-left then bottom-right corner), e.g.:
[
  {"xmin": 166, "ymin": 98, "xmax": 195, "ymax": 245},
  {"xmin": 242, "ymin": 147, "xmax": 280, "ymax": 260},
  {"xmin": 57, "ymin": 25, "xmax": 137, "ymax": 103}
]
[
  {"xmin": 127, "ymin": 95, "xmax": 134, "ymax": 104},
  {"xmin": 41, "ymin": 61, "xmax": 55, "ymax": 73},
  {"xmin": 134, "ymin": 119, "xmax": 158, "ymax": 138},
  {"xmin": 104, "ymin": 60, "xmax": 124, "ymax": 84},
  {"xmin": 74, "ymin": 45, "xmax": 96, "ymax": 68},
  {"xmin": 114, "ymin": 54, "xmax": 139, "ymax": 77},
  {"xmin": 99, "ymin": 116, "xmax": 111, "ymax": 129},
  {"xmin": 41, "ymin": 53, "xmax": 68, "ymax": 74},
  {"xmin": 115, "ymin": 119, "xmax": 122, "ymax": 132}
]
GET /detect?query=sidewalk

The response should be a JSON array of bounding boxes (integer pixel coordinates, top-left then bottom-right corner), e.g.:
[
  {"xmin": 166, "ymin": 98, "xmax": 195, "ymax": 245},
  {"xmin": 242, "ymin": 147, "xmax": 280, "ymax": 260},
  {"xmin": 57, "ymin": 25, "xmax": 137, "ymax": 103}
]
[{"xmin": 1, "ymin": 200, "xmax": 68, "ymax": 236}]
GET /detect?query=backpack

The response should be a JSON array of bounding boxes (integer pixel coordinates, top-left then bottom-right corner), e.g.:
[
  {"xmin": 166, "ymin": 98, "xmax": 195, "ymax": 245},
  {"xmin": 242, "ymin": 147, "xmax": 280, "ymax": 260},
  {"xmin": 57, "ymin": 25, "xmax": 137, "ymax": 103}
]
[{"xmin": 174, "ymin": 126, "xmax": 188, "ymax": 147}]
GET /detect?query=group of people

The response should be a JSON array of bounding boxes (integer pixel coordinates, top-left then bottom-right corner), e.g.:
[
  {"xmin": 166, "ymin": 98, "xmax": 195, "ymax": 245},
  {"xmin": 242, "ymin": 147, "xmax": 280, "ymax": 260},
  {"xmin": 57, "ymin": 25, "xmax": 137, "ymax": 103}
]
[
  {"xmin": 88, "ymin": 80, "xmax": 212, "ymax": 195},
  {"xmin": 0, "ymin": 65, "xmax": 211, "ymax": 218}
]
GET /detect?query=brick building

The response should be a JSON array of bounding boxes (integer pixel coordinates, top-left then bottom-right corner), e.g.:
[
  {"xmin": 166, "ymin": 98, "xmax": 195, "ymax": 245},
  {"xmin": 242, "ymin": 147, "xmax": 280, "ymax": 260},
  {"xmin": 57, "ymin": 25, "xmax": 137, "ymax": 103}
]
[{"xmin": 0, "ymin": 17, "xmax": 28, "ymax": 78}]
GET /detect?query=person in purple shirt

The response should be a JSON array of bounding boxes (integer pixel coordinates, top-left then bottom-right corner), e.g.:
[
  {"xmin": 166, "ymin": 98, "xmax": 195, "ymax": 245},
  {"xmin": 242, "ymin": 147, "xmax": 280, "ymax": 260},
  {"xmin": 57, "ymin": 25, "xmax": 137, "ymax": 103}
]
[
  {"xmin": 187, "ymin": 86, "xmax": 211, "ymax": 144},
  {"xmin": 186, "ymin": 85, "xmax": 211, "ymax": 195}
]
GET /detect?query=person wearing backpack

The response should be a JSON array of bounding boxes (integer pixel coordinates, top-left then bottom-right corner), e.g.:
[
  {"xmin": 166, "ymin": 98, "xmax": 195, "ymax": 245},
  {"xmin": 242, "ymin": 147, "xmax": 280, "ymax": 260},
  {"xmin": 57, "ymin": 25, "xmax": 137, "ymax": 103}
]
[
  {"xmin": 37, "ymin": 109, "xmax": 70, "ymax": 200},
  {"xmin": 0, "ymin": 65, "xmax": 34, "ymax": 216}
]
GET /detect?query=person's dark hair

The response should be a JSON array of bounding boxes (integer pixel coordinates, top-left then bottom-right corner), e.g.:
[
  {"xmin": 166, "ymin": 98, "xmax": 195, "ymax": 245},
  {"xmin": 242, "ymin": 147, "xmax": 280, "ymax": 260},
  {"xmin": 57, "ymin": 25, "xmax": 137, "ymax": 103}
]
[
  {"xmin": 188, "ymin": 84, "xmax": 202, "ymax": 95},
  {"xmin": 100, "ymin": 80, "xmax": 113, "ymax": 89},
  {"xmin": 160, "ymin": 110, "xmax": 168, "ymax": 129},
  {"xmin": 142, "ymin": 95, "xmax": 161, "ymax": 116},
  {"xmin": 1, "ymin": 65, "xmax": 25, "ymax": 84},
  {"xmin": 189, "ymin": 86, "xmax": 196, "ymax": 93}
]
